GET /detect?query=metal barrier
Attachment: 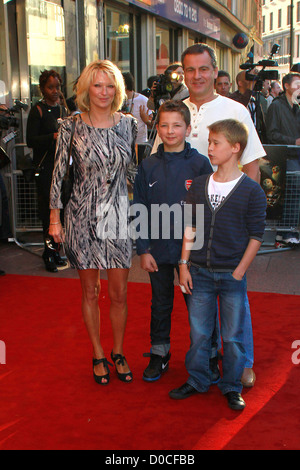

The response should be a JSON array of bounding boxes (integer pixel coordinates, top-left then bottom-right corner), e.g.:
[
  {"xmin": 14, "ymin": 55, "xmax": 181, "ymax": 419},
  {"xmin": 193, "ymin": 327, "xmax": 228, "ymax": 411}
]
[
  {"xmin": 259, "ymin": 145, "xmax": 300, "ymax": 254},
  {"xmin": 4, "ymin": 142, "xmax": 43, "ymax": 252},
  {"xmin": 2, "ymin": 141, "xmax": 300, "ymax": 256}
]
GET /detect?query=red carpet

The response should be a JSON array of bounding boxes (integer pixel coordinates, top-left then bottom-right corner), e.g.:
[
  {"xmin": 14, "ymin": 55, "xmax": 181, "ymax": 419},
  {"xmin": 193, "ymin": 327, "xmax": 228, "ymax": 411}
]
[{"xmin": 0, "ymin": 274, "xmax": 299, "ymax": 450}]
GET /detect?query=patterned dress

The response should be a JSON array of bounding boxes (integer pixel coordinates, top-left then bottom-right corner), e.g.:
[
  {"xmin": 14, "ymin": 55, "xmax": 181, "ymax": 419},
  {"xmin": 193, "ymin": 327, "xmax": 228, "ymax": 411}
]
[{"xmin": 50, "ymin": 113, "xmax": 138, "ymax": 270}]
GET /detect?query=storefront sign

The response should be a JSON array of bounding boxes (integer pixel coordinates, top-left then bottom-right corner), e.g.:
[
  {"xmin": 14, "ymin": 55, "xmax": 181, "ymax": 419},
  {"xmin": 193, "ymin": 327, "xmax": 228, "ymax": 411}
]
[{"xmin": 128, "ymin": 0, "xmax": 220, "ymax": 39}]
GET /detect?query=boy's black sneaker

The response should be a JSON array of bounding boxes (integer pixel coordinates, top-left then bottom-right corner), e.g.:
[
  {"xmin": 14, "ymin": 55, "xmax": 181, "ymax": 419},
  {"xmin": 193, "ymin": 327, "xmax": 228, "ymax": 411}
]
[{"xmin": 143, "ymin": 351, "xmax": 171, "ymax": 382}]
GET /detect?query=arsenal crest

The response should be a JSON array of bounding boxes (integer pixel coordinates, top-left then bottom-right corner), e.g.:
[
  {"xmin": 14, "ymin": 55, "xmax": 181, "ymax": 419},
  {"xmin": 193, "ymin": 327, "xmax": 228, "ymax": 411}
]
[{"xmin": 185, "ymin": 180, "xmax": 192, "ymax": 191}]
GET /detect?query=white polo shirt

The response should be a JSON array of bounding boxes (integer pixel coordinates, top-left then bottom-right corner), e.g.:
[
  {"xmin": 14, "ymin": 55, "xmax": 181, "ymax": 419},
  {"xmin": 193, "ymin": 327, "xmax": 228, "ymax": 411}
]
[{"xmin": 152, "ymin": 95, "xmax": 266, "ymax": 165}]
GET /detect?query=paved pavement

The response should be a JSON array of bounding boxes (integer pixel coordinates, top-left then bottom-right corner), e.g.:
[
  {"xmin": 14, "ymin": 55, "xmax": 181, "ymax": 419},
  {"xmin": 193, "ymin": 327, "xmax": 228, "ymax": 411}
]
[{"xmin": 1, "ymin": 231, "xmax": 300, "ymax": 295}]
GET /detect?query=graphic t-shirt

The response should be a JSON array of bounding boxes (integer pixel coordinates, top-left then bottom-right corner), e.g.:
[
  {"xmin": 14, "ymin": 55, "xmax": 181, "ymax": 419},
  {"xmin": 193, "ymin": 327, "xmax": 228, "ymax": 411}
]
[{"xmin": 208, "ymin": 174, "xmax": 244, "ymax": 210}]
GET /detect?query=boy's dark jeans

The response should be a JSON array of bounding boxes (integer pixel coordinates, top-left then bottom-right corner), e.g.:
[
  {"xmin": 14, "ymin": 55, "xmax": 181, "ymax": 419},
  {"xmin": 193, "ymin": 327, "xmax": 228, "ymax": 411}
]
[
  {"xmin": 149, "ymin": 264, "xmax": 178, "ymax": 352},
  {"xmin": 148, "ymin": 263, "xmax": 219, "ymax": 356}
]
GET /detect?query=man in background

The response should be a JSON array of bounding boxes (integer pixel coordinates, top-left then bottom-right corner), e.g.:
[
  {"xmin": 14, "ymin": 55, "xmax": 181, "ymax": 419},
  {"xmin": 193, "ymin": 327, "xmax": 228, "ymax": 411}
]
[
  {"xmin": 215, "ymin": 70, "xmax": 232, "ymax": 97},
  {"xmin": 230, "ymin": 71, "xmax": 253, "ymax": 107},
  {"xmin": 267, "ymin": 80, "xmax": 283, "ymax": 108},
  {"xmin": 266, "ymin": 73, "xmax": 300, "ymax": 246}
]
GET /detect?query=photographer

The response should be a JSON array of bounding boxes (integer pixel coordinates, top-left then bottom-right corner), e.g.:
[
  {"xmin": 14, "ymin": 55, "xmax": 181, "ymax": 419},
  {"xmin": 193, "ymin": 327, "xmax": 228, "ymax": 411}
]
[
  {"xmin": 234, "ymin": 46, "xmax": 281, "ymax": 144},
  {"xmin": 230, "ymin": 71, "xmax": 253, "ymax": 107},
  {"xmin": 230, "ymin": 71, "xmax": 267, "ymax": 143},
  {"xmin": 147, "ymin": 63, "xmax": 189, "ymax": 112}
]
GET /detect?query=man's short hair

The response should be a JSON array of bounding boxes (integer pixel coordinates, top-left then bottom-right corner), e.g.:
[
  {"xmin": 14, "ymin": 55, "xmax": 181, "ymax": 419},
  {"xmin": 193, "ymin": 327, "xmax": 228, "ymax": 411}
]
[
  {"xmin": 122, "ymin": 72, "xmax": 135, "ymax": 91},
  {"xmin": 282, "ymin": 73, "xmax": 300, "ymax": 92},
  {"xmin": 181, "ymin": 43, "xmax": 218, "ymax": 70},
  {"xmin": 270, "ymin": 81, "xmax": 279, "ymax": 90},
  {"xmin": 157, "ymin": 100, "xmax": 191, "ymax": 127},
  {"xmin": 235, "ymin": 71, "xmax": 246, "ymax": 86},
  {"xmin": 217, "ymin": 70, "xmax": 231, "ymax": 81},
  {"xmin": 207, "ymin": 119, "xmax": 249, "ymax": 157}
]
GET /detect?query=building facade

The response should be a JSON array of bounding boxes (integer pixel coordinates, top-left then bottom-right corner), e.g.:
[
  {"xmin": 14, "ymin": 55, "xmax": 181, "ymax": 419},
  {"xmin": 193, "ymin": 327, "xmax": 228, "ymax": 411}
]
[
  {"xmin": 262, "ymin": 0, "xmax": 300, "ymax": 78},
  {"xmin": 0, "ymin": 0, "xmax": 262, "ymax": 140}
]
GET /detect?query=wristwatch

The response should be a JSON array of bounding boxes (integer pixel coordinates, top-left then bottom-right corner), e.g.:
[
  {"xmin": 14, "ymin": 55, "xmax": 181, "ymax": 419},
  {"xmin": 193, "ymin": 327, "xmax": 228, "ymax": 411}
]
[{"xmin": 178, "ymin": 259, "xmax": 189, "ymax": 265}]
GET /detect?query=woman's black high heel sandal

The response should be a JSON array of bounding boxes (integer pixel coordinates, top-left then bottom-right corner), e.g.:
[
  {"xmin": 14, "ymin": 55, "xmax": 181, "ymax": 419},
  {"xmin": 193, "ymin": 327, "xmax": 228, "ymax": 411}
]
[
  {"xmin": 92, "ymin": 358, "xmax": 112, "ymax": 385},
  {"xmin": 111, "ymin": 352, "xmax": 133, "ymax": 383}
]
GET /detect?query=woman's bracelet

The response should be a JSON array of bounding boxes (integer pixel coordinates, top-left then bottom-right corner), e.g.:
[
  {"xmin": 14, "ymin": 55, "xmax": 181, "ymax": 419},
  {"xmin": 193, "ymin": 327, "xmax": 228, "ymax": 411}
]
[{"xmin": 49, "ymin": 222, "xmax": 61, "ymax": 226}]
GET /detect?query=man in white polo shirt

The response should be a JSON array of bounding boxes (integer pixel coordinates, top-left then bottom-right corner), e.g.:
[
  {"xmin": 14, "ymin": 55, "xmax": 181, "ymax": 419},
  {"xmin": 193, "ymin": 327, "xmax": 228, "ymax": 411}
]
[
  {"xmin": 152, "ymin": 44, "xmax": 265, "ymax": 183},
  {"xmin": 151, "ymin": 43, "xmax": 265, "ymax": 387}
]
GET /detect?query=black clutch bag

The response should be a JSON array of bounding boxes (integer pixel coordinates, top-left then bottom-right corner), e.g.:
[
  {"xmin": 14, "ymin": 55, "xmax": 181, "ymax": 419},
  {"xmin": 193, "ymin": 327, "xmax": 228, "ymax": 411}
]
[
  {"xmin": 0, "ymin": 146, "xmax": 10, "ymax": 170},
  {"xmin": 61, "ymin": 116, "xmax": 77, "ymax": 208}
]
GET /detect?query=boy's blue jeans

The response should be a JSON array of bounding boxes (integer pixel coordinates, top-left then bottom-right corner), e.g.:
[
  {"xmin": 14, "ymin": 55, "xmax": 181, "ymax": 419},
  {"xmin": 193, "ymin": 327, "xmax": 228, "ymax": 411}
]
[
  {"xmin": 213, "ymin": 295, "xmax": 253, "ymax": 368},
  {"xmin": 186, "ymin": 266, "xmax": 247, "ymax": 394}
]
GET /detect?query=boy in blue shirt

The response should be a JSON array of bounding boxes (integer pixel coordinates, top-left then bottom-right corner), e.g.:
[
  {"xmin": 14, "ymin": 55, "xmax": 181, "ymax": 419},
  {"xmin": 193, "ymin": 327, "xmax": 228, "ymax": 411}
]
[
  {"xmin": 169, "ymin": 119, "xmax": 267, "ymax": 410},
  {"xmin": 133, "ymin": 100, "xmax": 212, "ymax": 381}
]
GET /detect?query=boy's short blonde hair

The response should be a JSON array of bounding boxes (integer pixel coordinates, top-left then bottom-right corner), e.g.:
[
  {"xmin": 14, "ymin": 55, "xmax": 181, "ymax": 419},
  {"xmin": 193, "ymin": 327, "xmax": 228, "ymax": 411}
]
[
  {"xmin": 207, "ymin": 119, "xmax": 249, "ymax": 158},
  {"xmin": 76, "ymin": 60, "xmax": 126, "ymax": 114}
]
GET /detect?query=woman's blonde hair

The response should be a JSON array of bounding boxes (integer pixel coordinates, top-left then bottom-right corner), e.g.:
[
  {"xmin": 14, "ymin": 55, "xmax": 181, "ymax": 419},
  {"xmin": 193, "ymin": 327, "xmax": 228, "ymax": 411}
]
[{"xmin": 76, "ymin": 60, "xmax": 126, "ymax": 114}]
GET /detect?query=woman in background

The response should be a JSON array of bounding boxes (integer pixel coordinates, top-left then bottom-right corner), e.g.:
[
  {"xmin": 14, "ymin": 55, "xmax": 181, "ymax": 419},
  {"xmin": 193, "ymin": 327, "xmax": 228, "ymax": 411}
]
[{"xmin": 26, "ymin": 69, "xmax": 68, "ymax": 272}]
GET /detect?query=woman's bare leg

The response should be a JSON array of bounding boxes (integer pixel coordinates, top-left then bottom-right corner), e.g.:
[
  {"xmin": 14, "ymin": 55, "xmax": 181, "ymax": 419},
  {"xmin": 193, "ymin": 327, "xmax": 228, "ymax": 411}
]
[
  {"xmin": 78, "ymin": 269, "xmax": 108, "ymax": 382},
  {"xmin": 107, "ymin": 268, "xmax": 131, "ymax": 379}
]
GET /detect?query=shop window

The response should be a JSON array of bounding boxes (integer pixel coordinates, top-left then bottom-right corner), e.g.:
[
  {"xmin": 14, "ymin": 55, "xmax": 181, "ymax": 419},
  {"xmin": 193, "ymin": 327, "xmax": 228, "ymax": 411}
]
[
  {"xmin": 85, "ymin": 0, "xmax": 99, "ymax": 65},
  {"xmin": 25, "ymin": 0, "xmax": 66, "ymax": 104},
  {"xmin": 188, "ymin": 35, "xmax": 205, "ymax": 47},
  {"xmin": 106, "ymin": 8, "xmax": 130, "ymax": 72},
  {"xmin": 216, "ymin": 45, "xmax": 225, "ymax": 71},
  {"xmin": 156, "ymin": 23, "xmax": 170, "ymax": 75}
]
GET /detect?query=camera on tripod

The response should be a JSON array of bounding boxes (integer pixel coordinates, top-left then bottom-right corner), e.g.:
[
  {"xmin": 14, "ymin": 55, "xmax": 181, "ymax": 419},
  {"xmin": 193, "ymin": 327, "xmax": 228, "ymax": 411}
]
[
  {"xmin": 0, "ymin": 100, "xmax": 28, "ymax": 130},
  {"xmin": 240, "ymin": 44, "xmax": 281, "ymax": 91},
  {"xmin": 152, "ymin": 70, "xmax": 180, "ymax": 110}
]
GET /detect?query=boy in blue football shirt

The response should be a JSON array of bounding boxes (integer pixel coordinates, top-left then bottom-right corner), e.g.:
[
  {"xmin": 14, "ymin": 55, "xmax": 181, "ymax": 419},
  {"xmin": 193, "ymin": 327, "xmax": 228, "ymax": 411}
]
[{"xmin": 133, "ymin": 100, "xmax": 212, "ymax": 381}]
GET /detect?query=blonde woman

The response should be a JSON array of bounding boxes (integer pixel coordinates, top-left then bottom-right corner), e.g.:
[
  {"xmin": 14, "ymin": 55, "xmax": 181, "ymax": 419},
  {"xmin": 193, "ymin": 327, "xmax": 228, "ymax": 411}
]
[{"xmin": 49, "ymin": 60, "xmax": 137, "ymax": 385}]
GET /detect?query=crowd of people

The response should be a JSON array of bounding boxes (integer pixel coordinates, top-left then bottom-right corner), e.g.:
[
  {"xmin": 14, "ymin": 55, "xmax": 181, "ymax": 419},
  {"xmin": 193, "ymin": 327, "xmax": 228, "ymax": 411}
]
[{"xmin": 1, "ymin": 42, "xmax": 300, "ymax": 411}]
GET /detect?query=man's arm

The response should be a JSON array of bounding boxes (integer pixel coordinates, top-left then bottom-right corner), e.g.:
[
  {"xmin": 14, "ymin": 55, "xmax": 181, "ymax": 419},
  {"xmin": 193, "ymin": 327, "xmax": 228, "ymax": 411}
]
[
  {"xmin": 242, "ymin": 160, "xmax": 261, "ymax": 184},
  {"xmin": 238, "ymin": 104, "xmax": 266, "ymax": 181}
]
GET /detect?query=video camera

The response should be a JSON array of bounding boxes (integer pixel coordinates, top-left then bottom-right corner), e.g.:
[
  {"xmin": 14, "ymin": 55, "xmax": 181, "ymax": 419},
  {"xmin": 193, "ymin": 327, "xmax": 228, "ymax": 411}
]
[
  {"xmin": 240, "ymin": 44, "xmax": 280, "ymax": 91},
  {"xmin": 152, "ymin": 70, "xmax": 180, "ymax": 110},
  {"xmin": 0, "ymin": 100, "xmax": 28, "ymax": 130}
]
